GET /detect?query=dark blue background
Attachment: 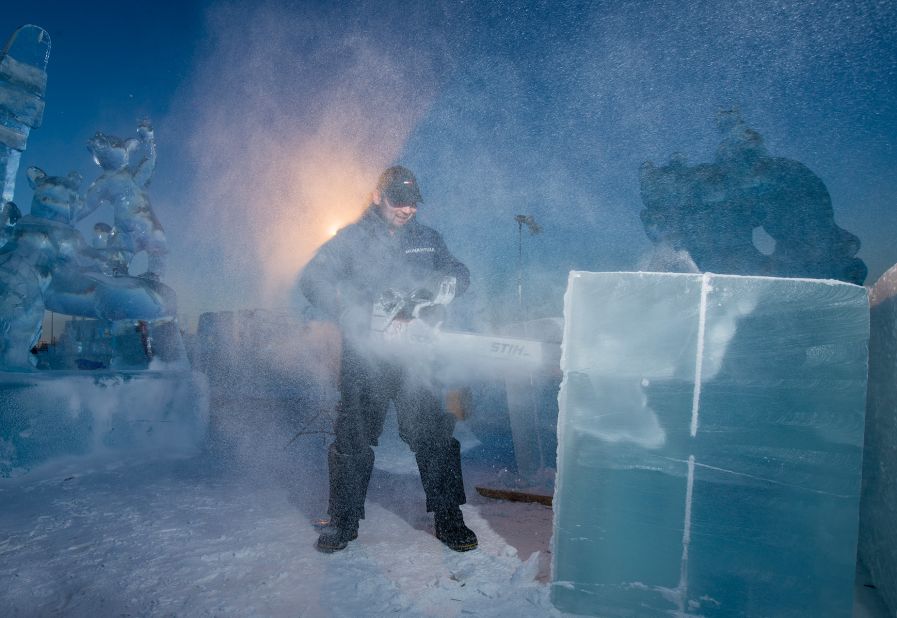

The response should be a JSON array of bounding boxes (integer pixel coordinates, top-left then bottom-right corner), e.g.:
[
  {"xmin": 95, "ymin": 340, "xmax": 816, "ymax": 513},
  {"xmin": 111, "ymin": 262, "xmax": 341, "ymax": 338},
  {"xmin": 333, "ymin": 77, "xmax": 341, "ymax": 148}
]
[{"xmin": 4, "ymin": 0, "xmax": 896, "ymax": 323}]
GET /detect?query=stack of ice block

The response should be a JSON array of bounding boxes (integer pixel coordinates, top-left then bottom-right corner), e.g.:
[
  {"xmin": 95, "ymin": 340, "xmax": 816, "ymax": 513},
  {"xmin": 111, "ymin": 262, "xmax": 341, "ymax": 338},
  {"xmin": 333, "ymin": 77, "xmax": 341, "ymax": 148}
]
[{"xmin": 552, "ymin": 272, "xmax": 869, "ymax": 617}]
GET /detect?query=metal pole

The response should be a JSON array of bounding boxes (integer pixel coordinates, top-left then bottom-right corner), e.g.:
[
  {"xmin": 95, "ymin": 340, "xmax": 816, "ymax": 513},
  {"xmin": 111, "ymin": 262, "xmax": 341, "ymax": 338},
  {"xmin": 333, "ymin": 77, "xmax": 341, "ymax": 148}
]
[
  {"xmin": 516, "ymin": 217, "xmax": 524, "ymax": 315},
  {"xmin": 514, "ymin": 214, "xmax": 541, "ymax": 321}
]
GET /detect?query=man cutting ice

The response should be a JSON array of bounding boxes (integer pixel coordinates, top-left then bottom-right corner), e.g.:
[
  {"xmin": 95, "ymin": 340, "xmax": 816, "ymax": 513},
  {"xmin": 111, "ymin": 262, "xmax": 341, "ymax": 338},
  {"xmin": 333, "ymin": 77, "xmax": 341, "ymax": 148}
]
[{"xmin": 299, "ymin": 165, "xmax": 478, "ymax": 553}]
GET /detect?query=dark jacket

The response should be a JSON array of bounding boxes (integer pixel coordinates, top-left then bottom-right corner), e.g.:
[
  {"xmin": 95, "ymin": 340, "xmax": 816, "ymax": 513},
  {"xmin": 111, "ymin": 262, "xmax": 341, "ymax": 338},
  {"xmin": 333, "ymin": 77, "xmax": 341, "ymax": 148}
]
[{"xmin": 299, "ymin": 205, "xmax": 469, "ymax": 323}]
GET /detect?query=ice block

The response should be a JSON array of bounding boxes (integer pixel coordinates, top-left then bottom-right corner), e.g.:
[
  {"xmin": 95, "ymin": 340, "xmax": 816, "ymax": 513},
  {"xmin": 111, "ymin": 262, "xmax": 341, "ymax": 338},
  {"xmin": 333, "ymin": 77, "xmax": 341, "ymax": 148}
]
[
  {"xmin": 0, "ymin": 370, "xmax": 209, "ymax": 477},
  {"xmin": 861, "ymin": 264, "xmax": 897, "ymax": 613},
  {"xmin": 552, "ymin": 272, "xmax": 869, "ymax": 617}
]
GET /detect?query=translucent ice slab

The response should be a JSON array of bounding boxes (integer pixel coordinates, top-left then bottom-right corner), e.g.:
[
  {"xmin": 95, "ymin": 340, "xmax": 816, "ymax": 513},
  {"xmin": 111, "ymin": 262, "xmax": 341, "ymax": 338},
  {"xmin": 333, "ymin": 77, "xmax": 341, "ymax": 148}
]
[
  {"xmin": 0, "ymin": 370, "xmax": 209, "ymax": 477},
  {"xmin": 552, "ymin": 272, "xmax": 869, "ymax": 617},
  {"xmin": 862, "ymin": 264, "xmax": 897, "ymax": 613}
]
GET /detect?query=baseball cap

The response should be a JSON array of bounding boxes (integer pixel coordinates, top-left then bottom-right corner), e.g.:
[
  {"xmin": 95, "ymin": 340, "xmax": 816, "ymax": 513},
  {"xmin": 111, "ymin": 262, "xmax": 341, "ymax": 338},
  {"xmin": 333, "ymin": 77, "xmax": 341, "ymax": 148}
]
[{"xmin": 377, "ymin": 165, "xmax": 423, "ymax": 204}]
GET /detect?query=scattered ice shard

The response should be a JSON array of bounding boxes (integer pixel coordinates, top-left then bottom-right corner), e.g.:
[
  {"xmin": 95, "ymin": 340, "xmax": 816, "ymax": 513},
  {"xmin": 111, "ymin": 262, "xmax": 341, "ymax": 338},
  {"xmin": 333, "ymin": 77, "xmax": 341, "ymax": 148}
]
[
  {"xmin": 552, "ymin": 271, "xmax": 869, "ymax": 617},
  {"xmin": 0, "ymin": 25, "xmax": 50, "ymax": 202}
]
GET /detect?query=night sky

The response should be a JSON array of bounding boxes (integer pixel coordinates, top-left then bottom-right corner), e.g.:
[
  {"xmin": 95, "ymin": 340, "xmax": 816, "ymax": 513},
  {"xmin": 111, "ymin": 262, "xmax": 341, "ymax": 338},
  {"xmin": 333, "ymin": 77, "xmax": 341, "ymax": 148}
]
[{"xmin": 4, "ymin": 0, "xmax": 896, "ymax": 326}]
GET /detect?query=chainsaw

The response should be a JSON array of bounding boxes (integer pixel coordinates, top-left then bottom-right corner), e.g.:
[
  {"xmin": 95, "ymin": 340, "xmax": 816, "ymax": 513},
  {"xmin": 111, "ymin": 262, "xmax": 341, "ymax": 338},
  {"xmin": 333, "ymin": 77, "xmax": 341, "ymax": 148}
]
[{"xmin": 368, "ymin": 277, "xmax": 560, "ymax": 377}]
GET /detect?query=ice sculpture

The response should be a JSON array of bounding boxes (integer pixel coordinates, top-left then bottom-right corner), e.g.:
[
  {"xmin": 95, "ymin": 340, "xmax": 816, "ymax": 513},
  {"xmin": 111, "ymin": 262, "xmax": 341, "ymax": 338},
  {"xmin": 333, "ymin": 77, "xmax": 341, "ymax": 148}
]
[
  {"xmin": 861, "ymin": 263, "xmax": 897, "ymax": 613},
  {"xmin": 81, "ymin": 121, "xmax": 167, "ymax": 279},
  {"xmin": 89, "ymin": 221, "xmax": 128, "ymax": 276},
  {"xmin": 0, "ymin": 164, "xmax": 201, "ymax": 475},
  {"xmin": 0, "ymin": 25, "xmax": 50, "ymax": 203},
  {"xmin": 0, "ymin": 22, "xmax": 205, "ymax": 476},
  {"xmin": 1, "ymin": 200, "xmax": 20, "ymax": 247},
  {"xmin": 552, "ymin": 271, "xmax": 869, "ymax": 617},
  {"xmin": 0, "ymin": 166, "xmax": 177, "ymax": 369},
  {"xmin": 640, "ymin": 111, "xmax": 867, "ymax": 284}
]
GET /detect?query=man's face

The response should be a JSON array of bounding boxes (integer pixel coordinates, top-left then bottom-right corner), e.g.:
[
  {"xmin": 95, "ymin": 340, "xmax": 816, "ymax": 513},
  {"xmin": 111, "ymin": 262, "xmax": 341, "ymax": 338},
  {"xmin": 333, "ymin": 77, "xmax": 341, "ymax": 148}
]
[{"xmin": 378, "ymin": 196, "xmax": 418, "ymax": 229}]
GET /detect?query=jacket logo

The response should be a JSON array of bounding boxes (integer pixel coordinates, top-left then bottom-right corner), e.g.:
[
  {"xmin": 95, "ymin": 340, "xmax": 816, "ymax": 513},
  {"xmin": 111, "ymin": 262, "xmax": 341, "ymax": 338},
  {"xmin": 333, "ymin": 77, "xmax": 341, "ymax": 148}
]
[{"xmin": 405, "ymin": 247, "xmax": 435, "ymax": 254}]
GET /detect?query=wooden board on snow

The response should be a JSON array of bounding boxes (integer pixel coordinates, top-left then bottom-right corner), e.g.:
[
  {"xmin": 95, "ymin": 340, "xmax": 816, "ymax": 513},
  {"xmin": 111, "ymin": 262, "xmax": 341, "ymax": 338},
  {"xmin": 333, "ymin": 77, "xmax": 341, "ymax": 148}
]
[{"xmin": 475, "ymin": 485, "xmax": 552, "ymax": 507}]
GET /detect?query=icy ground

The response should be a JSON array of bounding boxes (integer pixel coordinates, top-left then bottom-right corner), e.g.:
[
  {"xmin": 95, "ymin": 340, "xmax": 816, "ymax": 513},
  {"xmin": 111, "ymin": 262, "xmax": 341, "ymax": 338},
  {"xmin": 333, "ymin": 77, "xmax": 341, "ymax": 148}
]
[
  {"xmin": 0, "ymin": 399, "xmax": 890, "ymax": 617},
  {"xmin": 0, "ymin": 400, "xmax": 558, "ymax": 617}
]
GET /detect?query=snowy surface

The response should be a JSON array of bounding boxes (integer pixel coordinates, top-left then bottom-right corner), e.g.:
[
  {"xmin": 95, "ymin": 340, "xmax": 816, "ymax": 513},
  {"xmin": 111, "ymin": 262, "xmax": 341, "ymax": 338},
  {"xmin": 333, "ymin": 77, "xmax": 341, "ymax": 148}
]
[
  {"xmin": 0, "ymin": 392, "xmax": 889, "ymax": 617},
  {"xmin": 0, "ymin": 400, "xmax": 558, "ymax": 617}
]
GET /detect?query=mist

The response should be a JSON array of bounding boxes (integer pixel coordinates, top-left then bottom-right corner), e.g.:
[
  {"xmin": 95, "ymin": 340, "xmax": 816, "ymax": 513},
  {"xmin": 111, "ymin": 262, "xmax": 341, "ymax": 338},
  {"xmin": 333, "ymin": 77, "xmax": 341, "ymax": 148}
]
[
  {"xmin": 161, "ymin": 2, "xmax": 445, "ymax": 316},
  {"xmin": 154, "ymin": 0, "xmax": 897, "ymax": 325}
]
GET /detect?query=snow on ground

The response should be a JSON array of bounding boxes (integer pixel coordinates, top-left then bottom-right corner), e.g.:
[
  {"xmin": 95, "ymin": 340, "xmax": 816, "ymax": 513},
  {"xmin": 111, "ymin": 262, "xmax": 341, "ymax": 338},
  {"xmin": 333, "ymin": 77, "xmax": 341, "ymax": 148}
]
[
  {"xmin": 0, "ymin": 401, "xmax": 559, "ymax": 617},
  {"xmin": 0, "ymin": 394, "xmax": 890, "ymax": 617}
]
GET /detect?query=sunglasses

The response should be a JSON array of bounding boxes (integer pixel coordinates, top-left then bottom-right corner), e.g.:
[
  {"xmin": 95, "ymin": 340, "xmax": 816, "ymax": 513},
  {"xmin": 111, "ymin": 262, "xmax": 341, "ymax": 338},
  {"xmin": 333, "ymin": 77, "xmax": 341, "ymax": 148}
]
[{"xmin": 385, "ymin": 199, "xmax": 418, "ymax": 210}]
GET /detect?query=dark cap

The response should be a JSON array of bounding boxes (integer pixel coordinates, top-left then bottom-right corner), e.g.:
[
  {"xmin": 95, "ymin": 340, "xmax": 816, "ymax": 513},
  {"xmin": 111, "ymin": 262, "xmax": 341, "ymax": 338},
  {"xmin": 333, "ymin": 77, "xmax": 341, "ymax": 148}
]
[{"xmin": 377, "ymin": 165, "xmax": 423, "ymax": 204}]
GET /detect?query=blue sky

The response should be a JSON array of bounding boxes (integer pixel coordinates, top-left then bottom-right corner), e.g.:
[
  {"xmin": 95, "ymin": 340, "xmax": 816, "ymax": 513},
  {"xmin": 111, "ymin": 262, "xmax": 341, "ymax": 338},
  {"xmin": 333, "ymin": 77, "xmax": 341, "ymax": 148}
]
[{"xmin": 4, "ymin": 1, "xmax": 896, "ymax": 325}]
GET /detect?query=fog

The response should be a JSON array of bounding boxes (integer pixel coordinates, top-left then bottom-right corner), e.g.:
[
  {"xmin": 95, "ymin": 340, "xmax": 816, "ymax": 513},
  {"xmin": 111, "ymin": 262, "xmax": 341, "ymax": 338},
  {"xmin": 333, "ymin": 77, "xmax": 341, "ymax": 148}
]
[
  {"xmin": 154, "ymin": 0, "xmax": 897, "ymax": 327},
  {"xmin": 165, "ymin": 1, "xmax": 448, "ymax": 316}
]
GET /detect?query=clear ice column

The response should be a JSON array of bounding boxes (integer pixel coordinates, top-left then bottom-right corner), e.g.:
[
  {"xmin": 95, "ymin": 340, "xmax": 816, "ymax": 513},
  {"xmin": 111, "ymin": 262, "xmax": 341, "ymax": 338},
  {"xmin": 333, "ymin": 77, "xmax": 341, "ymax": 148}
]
[
  {"xmin": 0, "ymin": 25, "xmax": 51, "ymax": 202},
  {"xmin": 552, "ymin": 271, "xmax": 869, "ymax": 617}
]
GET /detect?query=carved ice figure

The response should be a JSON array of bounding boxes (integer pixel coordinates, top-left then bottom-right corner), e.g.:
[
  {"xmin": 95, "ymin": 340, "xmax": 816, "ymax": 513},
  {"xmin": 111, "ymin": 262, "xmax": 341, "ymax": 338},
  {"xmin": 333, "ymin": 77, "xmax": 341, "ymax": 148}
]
[
  {"xmin": 0, "ymin": 199, "xmax": 46, "ymax": 368},
  {"xmin": 0, "ymin": 200, "xmax": 20, "ymax": 249},
  {"xmin": 639, "ymin": 111, "xmax": 867, "ymax": 284},
  {"xmin": 0, "ymin": 25, "xmax": 50, "ymax": 203},
  {"xmin": 81, "ymin": 121, "xmax": 167, "ymax": 279},
  {"xmin": 0, "ymin": 26, "xmax": 51, "ymax": 369},
  {"xmin": 0, "ymin": 167, "xmax": 82, "ymax": 368},
  {"xmin": 90, "ymin": 221, "xmax": 128, "ymax": 276},
  {"xmin": 0, "ymin": 166, "xmax": 177, "ymax": 370},
  {"xmin": 28, "ymin": 167, "xmax": 83, "ymax": 222}
]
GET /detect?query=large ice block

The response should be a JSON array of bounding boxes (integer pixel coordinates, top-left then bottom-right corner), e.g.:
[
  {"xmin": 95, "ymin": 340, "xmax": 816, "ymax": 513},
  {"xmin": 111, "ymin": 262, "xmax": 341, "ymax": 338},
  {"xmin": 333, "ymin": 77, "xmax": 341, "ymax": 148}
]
[
  {"xmin": 552, "ymin": 272, "xmax": 869, "ymax": 617},
  {"xmin": 861, "ymin": 263, "xmax": 897, "ymax": 613}
]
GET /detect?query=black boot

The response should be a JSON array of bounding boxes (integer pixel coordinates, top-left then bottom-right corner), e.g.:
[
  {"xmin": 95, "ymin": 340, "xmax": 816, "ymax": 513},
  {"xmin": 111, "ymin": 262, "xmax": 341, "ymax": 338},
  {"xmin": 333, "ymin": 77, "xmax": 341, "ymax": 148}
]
[
  {"xmin": 315, "ymin": 517, "xmax": 358, "ymax": 553},
  {"xmin": 415, "ymin": 437, "xmax": 467, "ymax": 513},
  {"xmin": 434, "ymin": 507, "xmax": 478, "ymax": 552}
]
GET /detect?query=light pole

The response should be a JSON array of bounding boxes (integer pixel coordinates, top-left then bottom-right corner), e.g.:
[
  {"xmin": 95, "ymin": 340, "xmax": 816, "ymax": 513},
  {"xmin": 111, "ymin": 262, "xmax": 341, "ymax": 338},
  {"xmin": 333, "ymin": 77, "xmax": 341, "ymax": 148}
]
[{"xmin": 514, "ymin": 214, "xmax": 542, "ymax": 321}]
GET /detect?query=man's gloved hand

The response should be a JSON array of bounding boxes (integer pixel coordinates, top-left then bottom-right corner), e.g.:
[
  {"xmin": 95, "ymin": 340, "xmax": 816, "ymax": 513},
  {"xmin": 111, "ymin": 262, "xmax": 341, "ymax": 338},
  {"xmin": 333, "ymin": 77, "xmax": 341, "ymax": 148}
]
[
  {"xmin": 431, "ymin": 276, "xmax": 457, "ymax": 306},
  {"xmin": 375, "ymin": 289, "xmax": 405, "ymax": 319},
  {"xmin": 415, "ymin": 302, "xmax": 446, "ymax": 327},
  {"xmin": 408, "ymin": 287, "xmax": 434, "ymax": 306}
]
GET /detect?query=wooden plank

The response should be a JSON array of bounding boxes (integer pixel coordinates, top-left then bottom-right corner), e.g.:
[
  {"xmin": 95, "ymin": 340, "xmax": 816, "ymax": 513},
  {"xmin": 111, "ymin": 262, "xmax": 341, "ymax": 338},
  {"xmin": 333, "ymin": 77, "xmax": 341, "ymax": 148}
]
[{"xmin": 475, "ymin": 485, "xmax": 552, "ymax": 507}]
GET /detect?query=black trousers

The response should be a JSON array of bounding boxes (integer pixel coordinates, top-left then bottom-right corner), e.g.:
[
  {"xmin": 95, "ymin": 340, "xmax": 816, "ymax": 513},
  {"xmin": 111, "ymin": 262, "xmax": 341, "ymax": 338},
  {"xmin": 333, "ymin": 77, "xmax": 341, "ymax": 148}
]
[{"xmin": 327, "ymin": 345, "xmax": 467, "ymax": 523}]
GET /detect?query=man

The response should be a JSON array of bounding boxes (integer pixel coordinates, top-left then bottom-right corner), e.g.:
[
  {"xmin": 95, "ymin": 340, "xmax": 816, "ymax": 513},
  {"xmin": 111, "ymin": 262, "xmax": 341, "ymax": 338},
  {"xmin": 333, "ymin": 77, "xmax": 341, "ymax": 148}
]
[{"xmin": 299, "ymin": 165, "xmax": 478, "ymax": 553}]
